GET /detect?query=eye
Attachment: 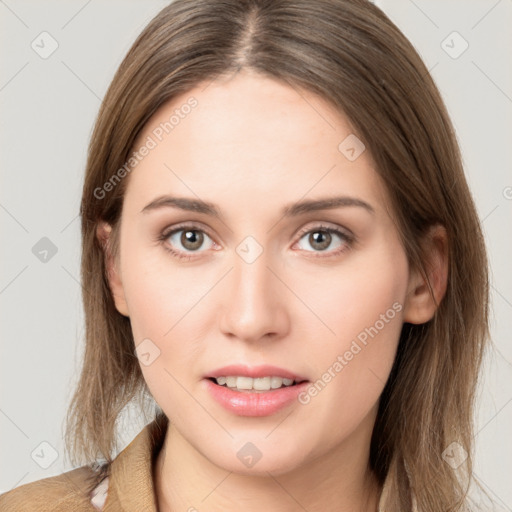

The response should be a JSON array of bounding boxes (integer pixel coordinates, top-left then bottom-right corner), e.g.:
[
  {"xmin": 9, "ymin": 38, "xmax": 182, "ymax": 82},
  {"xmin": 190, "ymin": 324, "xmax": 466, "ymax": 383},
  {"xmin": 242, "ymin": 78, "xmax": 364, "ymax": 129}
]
[
  {"xmin": 295, "ymin": 225, "xmax": 353, "ymax": 257},
  {"xmin": 159, "ymin": 225, "xmax": 216, "ymax": 260},
  {"xmin": 158, "ymin": 223, "xmax": 354, "ymax": 261}
]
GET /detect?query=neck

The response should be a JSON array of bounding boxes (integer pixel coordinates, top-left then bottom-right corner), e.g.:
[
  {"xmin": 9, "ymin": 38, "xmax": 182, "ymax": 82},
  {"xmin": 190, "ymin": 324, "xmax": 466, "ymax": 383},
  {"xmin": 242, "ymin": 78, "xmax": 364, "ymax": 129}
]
[{"xmin": 154, "ymin": 417, "xmax": 381, "ymax": 512}]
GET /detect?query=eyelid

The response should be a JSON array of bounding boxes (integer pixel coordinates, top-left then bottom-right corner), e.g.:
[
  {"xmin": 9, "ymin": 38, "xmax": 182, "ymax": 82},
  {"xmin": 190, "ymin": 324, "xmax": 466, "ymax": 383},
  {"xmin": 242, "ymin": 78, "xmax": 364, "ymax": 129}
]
[
  {"xmin": 160, "ymin": 222, "xmax": 216, "ymax": 241},
  {"xmin": 157, "ymin": 222, "xmax": 217, "ymax": 261},
  {"xmin": 294, "ymin": 221, "xmax": 354, "ymax": 241},
  {"xmin": 292, "ymin": 223, "xmax": 355, "ymax": 257}
]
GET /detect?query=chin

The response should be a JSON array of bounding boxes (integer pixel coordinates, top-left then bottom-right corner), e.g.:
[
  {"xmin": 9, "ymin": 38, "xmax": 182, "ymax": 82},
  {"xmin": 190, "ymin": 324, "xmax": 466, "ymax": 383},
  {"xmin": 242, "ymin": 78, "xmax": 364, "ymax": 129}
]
[{"xmin": 201, "ymin": 436, "xmax": 311, "ymax": 477}]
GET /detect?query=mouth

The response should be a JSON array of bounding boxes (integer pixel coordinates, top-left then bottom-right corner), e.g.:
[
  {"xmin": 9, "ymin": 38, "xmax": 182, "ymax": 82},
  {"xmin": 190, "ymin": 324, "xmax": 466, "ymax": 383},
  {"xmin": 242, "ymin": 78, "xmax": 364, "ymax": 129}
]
[
  {"xmin": 206, "ymin": 375, "xmax": 308, "ymax": 393},
  {"xmin": 203, "ymin": 364, "xmax": 310, "ymax": 416}
]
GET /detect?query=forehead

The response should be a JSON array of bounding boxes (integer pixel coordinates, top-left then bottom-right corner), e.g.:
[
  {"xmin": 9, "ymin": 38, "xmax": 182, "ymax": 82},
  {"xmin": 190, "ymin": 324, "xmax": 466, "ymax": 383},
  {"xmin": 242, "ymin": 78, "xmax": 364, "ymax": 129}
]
[{"xmin": 124, "ymin": 71, "xmax": 388, "ymax": 216}]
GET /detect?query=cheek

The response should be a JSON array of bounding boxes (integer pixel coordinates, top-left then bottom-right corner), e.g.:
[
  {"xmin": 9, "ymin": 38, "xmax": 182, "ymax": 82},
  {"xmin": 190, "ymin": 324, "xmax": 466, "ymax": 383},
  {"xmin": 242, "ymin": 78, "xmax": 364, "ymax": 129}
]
[
  {"xmin": 120, "ymin": 240, "xmax": 212, "ymax": 341},
  {"xmin": 305, "ymin": 236, "xmax": 408, "ymax": 351},
  {"xmin": 295, "ymin": 248, "xmax": 407, "ymax": 433},
  {"xmin": 119, "ymin": 243, "xmax": 216, "ymax": 400},
  {"xmin": 123, "ymin": 259, "xmax": 206, "ymax": 416}
]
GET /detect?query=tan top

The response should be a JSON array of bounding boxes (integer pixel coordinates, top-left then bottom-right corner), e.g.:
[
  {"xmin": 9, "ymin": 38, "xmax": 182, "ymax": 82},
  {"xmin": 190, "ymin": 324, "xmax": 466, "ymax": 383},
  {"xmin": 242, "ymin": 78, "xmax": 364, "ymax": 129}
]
[{"xmin": 0, "ymin": 415, "xmax": 402, "ymax": 511}]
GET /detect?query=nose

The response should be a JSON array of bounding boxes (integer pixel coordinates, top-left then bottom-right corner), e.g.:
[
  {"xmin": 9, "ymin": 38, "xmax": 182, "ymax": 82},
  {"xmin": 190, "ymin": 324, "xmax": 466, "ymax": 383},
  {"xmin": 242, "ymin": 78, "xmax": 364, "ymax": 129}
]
[{"xmin": 219, "ymin": 249, "xmax": 290, "ymax": 343}]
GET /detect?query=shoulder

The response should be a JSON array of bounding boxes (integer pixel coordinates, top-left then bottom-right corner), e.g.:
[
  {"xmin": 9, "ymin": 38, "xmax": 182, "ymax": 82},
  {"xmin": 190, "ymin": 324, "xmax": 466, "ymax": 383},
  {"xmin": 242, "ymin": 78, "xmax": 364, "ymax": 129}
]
[{"xmin": 0, "ymin": 465, "xmax": 99, "ymax": 512}]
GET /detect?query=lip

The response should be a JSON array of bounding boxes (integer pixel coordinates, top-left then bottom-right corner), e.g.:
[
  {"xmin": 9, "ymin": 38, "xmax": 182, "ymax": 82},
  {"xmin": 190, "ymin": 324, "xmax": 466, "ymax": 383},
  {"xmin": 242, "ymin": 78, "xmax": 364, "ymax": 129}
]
[
  {"xmin": 203, "ymin": 364, "xmax": 310, "ymax": 417},
  {"xmin": 205, "ymin": 364, "xmax": 308, "ymax": 382},
  {"xmin": 204, "ymin": 379, "xmax": 310, "ymax": 417}
]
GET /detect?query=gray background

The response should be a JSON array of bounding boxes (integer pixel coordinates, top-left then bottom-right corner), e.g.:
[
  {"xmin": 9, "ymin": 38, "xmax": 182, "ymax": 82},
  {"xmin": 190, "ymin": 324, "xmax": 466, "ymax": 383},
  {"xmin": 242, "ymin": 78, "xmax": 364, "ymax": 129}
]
[{"xmin": 1, "ymin": 0, "xmax": 511, "ymax": 508}]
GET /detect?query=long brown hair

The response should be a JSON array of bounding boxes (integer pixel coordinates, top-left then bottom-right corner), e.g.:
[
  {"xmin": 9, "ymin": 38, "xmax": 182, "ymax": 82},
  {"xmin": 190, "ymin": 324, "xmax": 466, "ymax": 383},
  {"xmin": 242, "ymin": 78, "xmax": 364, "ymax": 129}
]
[{"xmin": 64, "ymin": 1, "xmax": 490, "ymax": 509}]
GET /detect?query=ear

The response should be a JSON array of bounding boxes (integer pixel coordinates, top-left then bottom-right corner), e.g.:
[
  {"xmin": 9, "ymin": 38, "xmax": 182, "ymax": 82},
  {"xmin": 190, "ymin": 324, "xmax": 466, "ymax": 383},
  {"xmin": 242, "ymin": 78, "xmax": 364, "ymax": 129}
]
[
  {"xmin": 403, "ymin": 224, "xmax": 448, "ymax": 324},
  {"xmin": 96, "ymin": 221, "xmax": 129, "ymax": 317}
]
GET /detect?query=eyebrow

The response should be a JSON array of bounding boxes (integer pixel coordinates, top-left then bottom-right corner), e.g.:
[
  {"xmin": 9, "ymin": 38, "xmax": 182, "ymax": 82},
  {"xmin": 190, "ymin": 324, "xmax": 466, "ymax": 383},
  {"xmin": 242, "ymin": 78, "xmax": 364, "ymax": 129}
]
[{"xmin": 140, "ymin": 195, "xmax": 375, "ymax": 217}]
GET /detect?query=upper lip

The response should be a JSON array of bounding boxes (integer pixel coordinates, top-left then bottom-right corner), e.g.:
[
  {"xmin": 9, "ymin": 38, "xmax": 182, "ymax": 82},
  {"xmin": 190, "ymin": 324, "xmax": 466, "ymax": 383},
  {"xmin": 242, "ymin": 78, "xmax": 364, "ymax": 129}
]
[{"xmin": 206, "ymin": 364, "xmax": 309, "ymax": 383}]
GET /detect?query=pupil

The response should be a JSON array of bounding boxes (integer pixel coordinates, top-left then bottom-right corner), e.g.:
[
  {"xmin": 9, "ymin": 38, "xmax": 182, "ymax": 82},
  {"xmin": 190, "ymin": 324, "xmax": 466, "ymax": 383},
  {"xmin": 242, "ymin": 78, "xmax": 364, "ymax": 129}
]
[
  {"xmin": 310, "ymin": 231, "xmax": 331, "ymax": 250},
  {"xmin": 182, "ymin": 230, "xmax": 203, "ymax": 250}
]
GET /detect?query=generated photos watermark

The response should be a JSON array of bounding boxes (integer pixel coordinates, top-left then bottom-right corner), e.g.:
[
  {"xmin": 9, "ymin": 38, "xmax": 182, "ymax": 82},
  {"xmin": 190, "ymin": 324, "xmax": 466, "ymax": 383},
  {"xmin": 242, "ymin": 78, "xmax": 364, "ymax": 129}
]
[
  {"xmin": 93, "ymin": 96, "xmax": 198, "ymax": 200},
  {"xmin": 298, "ymin": 301, "xmax": 403, "ymax": 405}
]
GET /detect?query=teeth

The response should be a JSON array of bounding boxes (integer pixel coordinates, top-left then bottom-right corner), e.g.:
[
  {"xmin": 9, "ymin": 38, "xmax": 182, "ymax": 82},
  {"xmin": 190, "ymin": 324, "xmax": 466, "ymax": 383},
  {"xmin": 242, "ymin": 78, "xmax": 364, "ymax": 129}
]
[
  {"xmin": 255, "ymin": 377, "xmax": 271, "ymax": 390},
  {"xmin": 237, "ymin": 376, "xmax": 253, "ymax": 390},
  {"xmin": 271, "ymin": 376, "xmax": 282, "ymax": 389},
  {"xmin": 213, "ymin": 376, "xmax": 296, "ymax": 391}
]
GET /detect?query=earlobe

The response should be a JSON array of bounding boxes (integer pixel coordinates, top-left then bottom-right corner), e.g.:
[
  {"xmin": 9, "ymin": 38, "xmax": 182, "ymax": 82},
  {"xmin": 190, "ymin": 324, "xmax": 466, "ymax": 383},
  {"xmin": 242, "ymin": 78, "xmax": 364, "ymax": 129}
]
[
  {"xmin": 96, "ymin": 221, "xmax": 130, "ymax": 317},
  {"xmin": 403, "ymin": 224, "xmax": 449, "ymax": 325}
]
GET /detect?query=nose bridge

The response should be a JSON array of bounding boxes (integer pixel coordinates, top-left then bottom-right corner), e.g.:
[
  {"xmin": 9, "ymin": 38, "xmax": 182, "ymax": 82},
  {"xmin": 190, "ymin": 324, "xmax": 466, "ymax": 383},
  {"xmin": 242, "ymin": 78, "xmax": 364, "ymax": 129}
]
[{"xmin": 219, "ymin": 244, "xmax": 288, "ymax": 342}]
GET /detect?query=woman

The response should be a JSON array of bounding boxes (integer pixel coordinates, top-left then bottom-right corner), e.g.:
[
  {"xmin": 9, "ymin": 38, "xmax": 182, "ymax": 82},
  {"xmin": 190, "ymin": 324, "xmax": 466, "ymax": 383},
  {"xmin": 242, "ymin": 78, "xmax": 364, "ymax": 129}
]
[{"xmin": 0, "ymin": 0, "xmax": 490, "ymax": 510}]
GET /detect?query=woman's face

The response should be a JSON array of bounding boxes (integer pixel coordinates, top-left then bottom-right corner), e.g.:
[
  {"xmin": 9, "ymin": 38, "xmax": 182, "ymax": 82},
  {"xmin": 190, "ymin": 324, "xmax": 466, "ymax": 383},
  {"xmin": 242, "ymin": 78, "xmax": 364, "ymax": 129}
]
[{"xmin": 105, "ymin": 70, "xmax": 415, "ymax": 475}]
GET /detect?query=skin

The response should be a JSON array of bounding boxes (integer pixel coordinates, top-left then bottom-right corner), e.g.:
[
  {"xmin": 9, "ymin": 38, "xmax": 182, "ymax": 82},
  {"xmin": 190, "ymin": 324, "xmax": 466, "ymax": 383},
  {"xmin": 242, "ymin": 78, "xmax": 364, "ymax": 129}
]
[{"xmin": 98, "ymin": 69, "xmax": 448, "ymax": 512}]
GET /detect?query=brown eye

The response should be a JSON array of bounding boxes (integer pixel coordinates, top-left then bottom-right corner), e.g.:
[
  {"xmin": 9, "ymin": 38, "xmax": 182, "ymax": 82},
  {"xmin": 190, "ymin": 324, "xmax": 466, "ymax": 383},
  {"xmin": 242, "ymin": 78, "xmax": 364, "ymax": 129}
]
[
  {"xmin": 180, "ymin": 230, "xmax": 204, "ymax": 251},
  {"xmin": 162, "ymin": 227, "xmax": 215, "ymax": 256},
  {"xmin": 307, "ymin": 231, "xmax": 332, "ymax": 251},
  {"xmin": 296, "ymin": 226, "xmax": 353, "ymax": 256}
]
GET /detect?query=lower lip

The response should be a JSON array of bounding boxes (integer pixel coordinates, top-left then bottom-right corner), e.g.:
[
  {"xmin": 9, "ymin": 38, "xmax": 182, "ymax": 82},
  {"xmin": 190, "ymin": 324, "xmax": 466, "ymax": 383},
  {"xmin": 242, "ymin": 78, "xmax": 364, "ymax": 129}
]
[{"xmin": 204, "ymin": 379, "xmax": 309, "ymax": 417}]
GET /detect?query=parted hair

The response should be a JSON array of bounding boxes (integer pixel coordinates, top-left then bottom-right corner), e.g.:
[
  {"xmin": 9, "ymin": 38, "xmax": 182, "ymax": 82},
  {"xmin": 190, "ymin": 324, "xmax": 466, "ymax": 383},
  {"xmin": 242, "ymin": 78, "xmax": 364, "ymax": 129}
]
[{"xmin": 64, "ymin": 1, "xmax": 490, "ymax": 509}]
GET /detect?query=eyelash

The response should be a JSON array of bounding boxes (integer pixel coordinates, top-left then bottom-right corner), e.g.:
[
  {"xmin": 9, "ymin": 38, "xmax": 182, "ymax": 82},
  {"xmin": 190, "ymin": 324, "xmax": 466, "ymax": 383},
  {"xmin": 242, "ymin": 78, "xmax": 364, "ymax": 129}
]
[{"xmin": 157, "ymin": 223, "xmax": 355, "ymax": 261}]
